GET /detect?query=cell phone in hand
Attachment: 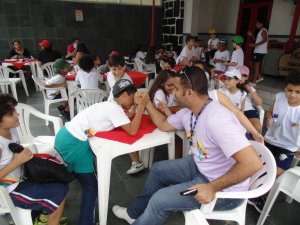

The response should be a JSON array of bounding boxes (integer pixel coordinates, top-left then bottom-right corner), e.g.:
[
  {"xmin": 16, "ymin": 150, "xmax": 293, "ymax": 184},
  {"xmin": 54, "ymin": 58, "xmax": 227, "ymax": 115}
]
[{"xmin": 180, "ymin": 189, "xmax": 198, "ymax": 196}]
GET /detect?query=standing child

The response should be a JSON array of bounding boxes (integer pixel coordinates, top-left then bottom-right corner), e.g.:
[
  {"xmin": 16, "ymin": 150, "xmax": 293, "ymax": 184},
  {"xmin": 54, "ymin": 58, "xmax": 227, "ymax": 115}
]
[
  {"xmin": 224, "ymin": 36, "xmax": 244, "ymax": 70},
  {"xmin": 213, "ymin": 38, "xmax": 230, "ymax": 73},
  {"xmin": 238, "ymin": 66, "xmax": 263, "ymax": 133},
  {"xmin": 264, "ymin": 72, "xmax": 300, "ymax": 176},
  {"xmin": 219, "ymin": 69, "xmax": 247, "ymax": 111},
  {"xmin": 107, "ymin": 55, "xmax": 146, "ymax": 174},
  {"xmin": 0, "ymin": 94, "xmax": 68, "ymax": 225},
  {"xmin": 76, "ymin": 55, "xmax": 103, "ymax": 89},
  {"xmin": 54, "ymin": 79, "xmax": 149, "ymax": 225},
  {"xmin": 206, "ymin": 28, "xmax": 219, "ymax": 64}
]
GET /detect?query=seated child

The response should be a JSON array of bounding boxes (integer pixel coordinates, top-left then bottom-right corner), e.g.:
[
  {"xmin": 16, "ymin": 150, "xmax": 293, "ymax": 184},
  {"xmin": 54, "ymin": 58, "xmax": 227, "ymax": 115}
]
[
  {"xmin": 98, "ymin": 51, "xmax": 119, "ymax": 74},
  {"xmin": 219, "ymin": 69, "xmax": 247, "ymax": 111},
  {"xmin": 43, "ymin": 58, "xmax": 71, "ymax": 120},
  {"xmin": 213, "ymin": 38, "xmax": 230, "ymax": 73},
  {"xmin": 0, "ymin": 94, "xmax": 68, "ymax": 225},
  {"xmin": 54, "ymin": 79, "xmax": 149, "ymax": 225},
  {"xmin": 238, "ymin": 66, "xmax": 263, "ymax": 133},
  {"xmin": 264, "ymin": 72, "xmax": 300, "ymax": 176},
  {"xmin": 76, "ymin": 55, "xmax": 103, "ymax": 89},
  {"xmin": 176, "ymin": 35, "xmax": 197, "ymax": 66},
  {"xmin": 160, "ymin": 57, "xmax": 176, "ymax": 71},
  {"xmin": 107, "ymin": 55, "xmax": 145, "ymax": 174}
]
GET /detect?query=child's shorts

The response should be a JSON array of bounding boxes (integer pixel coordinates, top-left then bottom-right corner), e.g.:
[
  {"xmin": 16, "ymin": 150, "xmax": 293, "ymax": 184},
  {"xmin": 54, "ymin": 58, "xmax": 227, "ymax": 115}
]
[
  {"xmin": 55, "ymin": 126, "xmax": 94, "ymax": 173},
  {"xmin": 265, "ymin": 142, "xmax": 294, "ymax": 170},
  {"xmin": 244, "ymin": 109, "xmax": 259, "ymax": 119},
  {"xmin": 10, "ymin": 180, "xmax": 68, "ymax": 215}
]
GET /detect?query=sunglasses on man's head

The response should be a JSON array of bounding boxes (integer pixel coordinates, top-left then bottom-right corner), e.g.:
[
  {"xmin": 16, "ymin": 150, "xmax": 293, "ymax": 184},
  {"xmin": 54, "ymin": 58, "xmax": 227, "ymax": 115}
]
[{"xmin": 180, "ymin": 68, "xmax": 192, "ymax": 85}]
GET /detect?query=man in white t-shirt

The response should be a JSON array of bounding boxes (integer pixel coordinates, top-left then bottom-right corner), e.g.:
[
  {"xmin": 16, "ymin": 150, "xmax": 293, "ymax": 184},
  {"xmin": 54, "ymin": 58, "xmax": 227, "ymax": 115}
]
[
  {"xmin": 112, "ymin": 66, "xmax": 262, "ymax": 225},
  {"xmin": 76, "ymin": 55, "xmax": 103, "ymax": 89},
  {"xmin": 224, "ymin": 36, "xmax": 244, "ymax": 71},
  {"xmin": 247, "ymin": 19, "xmax": 268, "ymax": 84},
  {"xmin": 176, "ymin": 35, "xmax": 197, "ymax": 66}
]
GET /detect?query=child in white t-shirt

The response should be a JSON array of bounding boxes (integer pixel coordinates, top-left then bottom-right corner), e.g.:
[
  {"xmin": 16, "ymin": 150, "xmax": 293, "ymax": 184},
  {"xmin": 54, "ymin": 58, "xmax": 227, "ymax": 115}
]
[
  {"xmin": 176, "ymin": 35, "xmax": 197, "ymax": 66},
  {"xmin": 219, "ymin": 69, "xmax": 247, "ymax": 111},
  {"xmin": 194, "ymin": 38, "xmax": 205, "ymax": 62},
  {"xmin": 107, "ymin": 55, "xmax": 146, "ymax": 174},
  {"xmin": 44, "ymin": 58, "xmax": 71, "ymax": 120},
  {"xmin": 76, "ymin": 55, "xmax": 103, "ymax": 89},
  {"xmin": 55, "ymin": 79, "xmax": 149, "ymax": 224},
  {"xmin": 264, "ymin": 73, "xmax": 300, "ymax": 176},
  {"xmin": 224, "ymin": 36, "xmax": 244, "ymax": 70},
  {"xmin": 213, "ymin": 38, "xmax": 230, "ymax": 72},
  {"xmin": 238, "ymin": 66, "xmax": 263, "ymax": 134},
  {"xmin": 107, "ymin": 54, "xmax": 133, "ymax": 101}
]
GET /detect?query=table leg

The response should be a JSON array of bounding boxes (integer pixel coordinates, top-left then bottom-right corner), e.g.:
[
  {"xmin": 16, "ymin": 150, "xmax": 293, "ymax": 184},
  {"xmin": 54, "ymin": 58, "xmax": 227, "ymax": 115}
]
[{"xmin": 97, "ymin": 154, "xmax": 113, "ymax": 225}]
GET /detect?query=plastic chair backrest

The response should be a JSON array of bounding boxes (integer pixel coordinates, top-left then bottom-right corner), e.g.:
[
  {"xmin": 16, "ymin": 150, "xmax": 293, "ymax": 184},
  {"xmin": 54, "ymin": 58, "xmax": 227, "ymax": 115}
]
[
  {"xmin": 0, "ymin": 66, "xmax": 10, "ymax": 83},
  {"xmin": 256, "ymin": 105, "xmax": 265, "ymax": 127},
  {"xmin": 134, "ymin": 58, "xmax": 144, "ymax": 72},
  {"xmin": 15, "ymin": 103, "xmax": 63, "ymax": 144},
  {"xmin": 41, "ymin": 62, "xmax": 55, "ymax": 78},
  {"xmin": 69, "ymin": 89, "xmax": 108, "ymax": 119}
]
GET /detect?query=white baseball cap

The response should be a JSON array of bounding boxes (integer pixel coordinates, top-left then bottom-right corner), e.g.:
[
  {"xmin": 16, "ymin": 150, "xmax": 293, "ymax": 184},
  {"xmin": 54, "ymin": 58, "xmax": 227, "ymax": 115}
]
[{"xmin": 224, "ymin": 69, "xmax": 242, "ymax": 80}]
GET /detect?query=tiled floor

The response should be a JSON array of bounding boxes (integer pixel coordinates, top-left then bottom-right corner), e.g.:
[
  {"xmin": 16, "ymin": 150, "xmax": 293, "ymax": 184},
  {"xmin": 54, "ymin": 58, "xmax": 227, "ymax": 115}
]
[{"xmin": 1, "ymin": 77, "xmax": 300, "ymax": 225}]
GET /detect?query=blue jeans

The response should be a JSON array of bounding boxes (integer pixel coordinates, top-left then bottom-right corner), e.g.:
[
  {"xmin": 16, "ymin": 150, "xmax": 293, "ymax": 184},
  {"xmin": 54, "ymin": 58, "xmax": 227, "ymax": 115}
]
[
  {"xmin": 127, "ymin": 155, "xmax": 243, "ymax": 225},
  {"xmin": 74, "ymin": 173, "xmax": 98, "ymax": 225}
]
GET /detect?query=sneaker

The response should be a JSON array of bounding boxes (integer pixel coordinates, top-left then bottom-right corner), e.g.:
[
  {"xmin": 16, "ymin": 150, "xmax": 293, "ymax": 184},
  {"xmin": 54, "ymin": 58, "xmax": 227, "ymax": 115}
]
[
  {"xmin": 59, "ymin": 216, "xmax": 69, "ymax": 225},
  {"xmin": 112, "ymin": 205, "xmax": 135, "ymax": 224},
  {"xmin": 249, "ymin": 82, "xmax": 256, "ymax": 87},
  {"xmin": 256, "ymin": 77, "xmax": 264, "ymax": 83},
  {"xmin": 126, "ymin": 162, "xmax": 145, "ymax": 175},
  {"xmin": 34, "ymin": 214, "xmax": 48, "ymax": 225},
  {"xmin": 248, "ymin": 197, "xmax": 266, "ymax": 213}
]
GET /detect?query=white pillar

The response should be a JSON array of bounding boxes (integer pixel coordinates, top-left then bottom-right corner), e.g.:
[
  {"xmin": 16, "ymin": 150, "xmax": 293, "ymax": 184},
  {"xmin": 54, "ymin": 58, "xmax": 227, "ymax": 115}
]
[{"xmin": 183, "ymin": 0, "xmax": 193, "ymax": 34}]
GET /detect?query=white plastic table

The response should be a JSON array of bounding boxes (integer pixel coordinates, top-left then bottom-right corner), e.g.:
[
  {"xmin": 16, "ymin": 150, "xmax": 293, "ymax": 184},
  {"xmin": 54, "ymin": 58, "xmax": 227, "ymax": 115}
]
[{"xmin": 89, "ymin": 128, "xmax": 175, "ymax": 225}]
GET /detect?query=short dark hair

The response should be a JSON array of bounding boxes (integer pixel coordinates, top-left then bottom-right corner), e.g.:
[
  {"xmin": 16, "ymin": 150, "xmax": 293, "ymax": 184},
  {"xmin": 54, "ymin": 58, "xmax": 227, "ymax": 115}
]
[
  {"xmin": 114, "ymin": 86, "xmax": 137, "ymax": 98},
  {"xmin": 109, "ymin": 54, "xmax": 125, "ymax": 67},
  {"xmin": 186, "ymin": 35, "xmax": 195, "ymax": 43},
  {"xmin": 285, "ymin": 72, "xmax": 300, "ymax": 86},
  {"xmin": 175, "ymin": 66, "xmax": 208, "ymax": 96},
  {"xmin": 78, "ymin": 55, "xmax": 94, "ymax": 72},
  {"xmin": 0, "ymin": 94, "xmax": 18, "ymax": 123},
  {"xmin": 90, "ymin": 54, "xmax": 100, "ymax": 61},
  {"xmin": 162, "ymin": 57, "xmax": 176, "ymax": 68},
  {"xmin": 72, "ymin": 37, "xmax": 80, "ymax": 43}
]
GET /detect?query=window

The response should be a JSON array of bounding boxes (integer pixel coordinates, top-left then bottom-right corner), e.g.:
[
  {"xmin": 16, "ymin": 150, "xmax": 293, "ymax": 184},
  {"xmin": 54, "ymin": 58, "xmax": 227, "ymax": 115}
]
[{"xmin": 62, "ymin": 0, "xmax": 161, "ymax": 6}]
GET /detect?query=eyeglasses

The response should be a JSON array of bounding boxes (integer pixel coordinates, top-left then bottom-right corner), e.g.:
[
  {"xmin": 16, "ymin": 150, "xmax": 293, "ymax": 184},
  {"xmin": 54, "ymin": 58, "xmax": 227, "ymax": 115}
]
[
  {"xmin": 223, "ymin": 76, "xmax": 233, "ymax": 81},
  {"xmin": 180, "ymin": 68, "xmax": 192, "ymax": 86}
]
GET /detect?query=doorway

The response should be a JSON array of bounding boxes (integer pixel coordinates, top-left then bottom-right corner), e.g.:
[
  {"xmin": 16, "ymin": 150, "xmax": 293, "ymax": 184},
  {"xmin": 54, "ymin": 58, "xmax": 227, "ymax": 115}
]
[{"xmin": 236, "ymin": 0, "xmax": 273, "ymax": 67}]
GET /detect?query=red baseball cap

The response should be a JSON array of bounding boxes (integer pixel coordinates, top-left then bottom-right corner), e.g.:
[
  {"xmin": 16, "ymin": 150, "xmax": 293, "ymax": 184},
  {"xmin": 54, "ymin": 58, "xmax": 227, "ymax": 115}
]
[
  {"xmin": 109, "ymin": 51, "xmax": 119, "ymax": 57},
  {"xmin": 39, "ymin": 40, "xmax": 51, "ymax": 48}
]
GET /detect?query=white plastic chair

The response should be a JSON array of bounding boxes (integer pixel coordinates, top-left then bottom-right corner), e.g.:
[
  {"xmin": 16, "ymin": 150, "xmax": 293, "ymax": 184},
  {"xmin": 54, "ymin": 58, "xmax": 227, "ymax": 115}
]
[
  {"xmin": 69, "ymin": 89, "xmax": 108, "ymax": 119},
  {"xmin": 256, "ymin": 105, "xmax": 265, "ymax": 127},
  {"xmin": 183, "ymin": 140, "xmax": 277, "ymax": 225},
  {"xmin": 41, "ymin": 62, "xmax": 55, "ymax": 79},
  {"xmin": 134, "ymin": 58, "xmax": 156, "ymax": 88},
  {"xmin": 0, "ymin": 186, "xmax": 33, "ymax": 225},
  {"xmin": 31, "ymin": 74, "xmax": 68, "ymax": 126},
  {"xmin": 28, "ymin": 61, "xmax": 40, "ymax": 91},
  {"xmin": 125, "ymin": 58, "xmax": 137, "ymax": 71},
  {"xmin": 16, "ymin": 103, "xmax": 63, "ymax": 153},
  {"xmin": 0, "ymin": 66, "xmax": 29, "ymax": 100},
  {"xmin": 257, "ymin": 166, "xmax": 300, "ymax": 225}
]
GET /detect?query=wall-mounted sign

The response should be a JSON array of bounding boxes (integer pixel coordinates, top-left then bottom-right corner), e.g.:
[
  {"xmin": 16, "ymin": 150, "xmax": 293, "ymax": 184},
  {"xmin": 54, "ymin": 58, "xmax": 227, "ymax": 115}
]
[
  {"xmin": 278, "ymin": 48, "xmax": 300, "ymax": 76},
  {"xmin": 75, "ymin": 10, "xmax": 83, "ymax": 21}
]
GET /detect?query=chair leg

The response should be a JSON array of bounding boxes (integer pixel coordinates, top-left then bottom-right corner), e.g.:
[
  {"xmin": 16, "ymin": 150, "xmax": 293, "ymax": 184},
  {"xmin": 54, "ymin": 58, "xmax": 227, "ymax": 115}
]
[
  {"xmin": 256, "ymin": 182, "xmax": 281, "ymax": 225},
  {"xmin": 12, "ymin": 208, "xmax": 33, "ymax": 225},
  {"xmin": 10, "ymin": 84, "xmax": 18, "ymax": 101},
  {"xmin": 19, "ymin": 71, "xmax": 29, "ymax": 96},
  {"xmin": 45, "ymin": 102, "xmax": 50, "ymax": 126}
]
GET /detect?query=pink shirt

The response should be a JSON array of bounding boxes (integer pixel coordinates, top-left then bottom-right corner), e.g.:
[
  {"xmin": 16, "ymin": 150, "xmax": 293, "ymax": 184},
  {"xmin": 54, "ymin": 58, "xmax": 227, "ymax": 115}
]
[{"xmin": 167, "ymin": 101, "xmax": 251, "ymax": 192}]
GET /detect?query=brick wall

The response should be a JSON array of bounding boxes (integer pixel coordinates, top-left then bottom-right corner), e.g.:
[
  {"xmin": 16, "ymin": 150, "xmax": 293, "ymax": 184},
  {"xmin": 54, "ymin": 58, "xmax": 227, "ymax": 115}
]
[{"xmin": 162, "ymin": 0, "xmax": 184, "ymax": 50}]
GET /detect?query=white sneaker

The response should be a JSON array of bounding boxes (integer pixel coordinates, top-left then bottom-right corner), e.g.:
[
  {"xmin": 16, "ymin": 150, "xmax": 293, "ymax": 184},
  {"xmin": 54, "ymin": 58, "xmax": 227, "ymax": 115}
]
[
  {"xmin": 112, "ymin": 205, "xmax": 135, "ymax": 224},
  {"xmin": 256, "ymin": 77, "xmax": 264, "ymax": 83},
  {"xmin": 126, "ymin": 162, "xmax": 145, "ymax": 175},
  {"xmin": 249, "ymin": 82, "xmax": 256, "ymax": 87}
]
